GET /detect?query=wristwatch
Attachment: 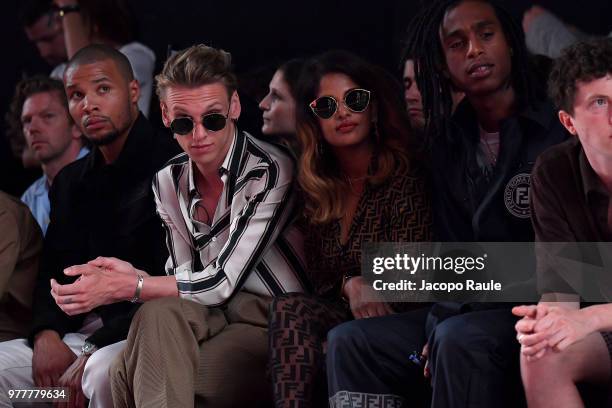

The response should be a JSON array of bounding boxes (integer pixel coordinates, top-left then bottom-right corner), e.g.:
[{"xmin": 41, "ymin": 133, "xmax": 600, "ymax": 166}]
[
  {"xmin": 81, "ymin": 341, "xmax": 98, "ymax": 356},
  {"xmin": 56, "ymin": 4, "xmax": 80, "ymax": 17}
]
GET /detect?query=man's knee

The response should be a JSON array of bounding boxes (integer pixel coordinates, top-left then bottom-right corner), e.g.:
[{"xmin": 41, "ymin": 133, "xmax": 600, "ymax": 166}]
[
  {"xmin": 431, "ymin": 316, "xmax": 474, "ymax": 359},
  {"xmin": 521, "ymin": 351, "xmax": 567, "ymax": 392},
  {"xmin": 132, "ymin": 297, "xmax": 185, "ymax": 328},
  {"xmin": 430, "ymin": 312, "xmax": 519, "ymax": 376},
  {"xmin": 429, "ymin": 314, "xmax": 496, "ymax": 376},
  {"xmin": 327, "ymin": 320, "xmax": 369, "ymax": 357}
]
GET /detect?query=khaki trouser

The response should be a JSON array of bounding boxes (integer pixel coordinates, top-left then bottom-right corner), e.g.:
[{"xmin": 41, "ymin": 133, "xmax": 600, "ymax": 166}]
[{"xmin": 110, "ymin": 292, "xmax": 272, "ymax": 408}]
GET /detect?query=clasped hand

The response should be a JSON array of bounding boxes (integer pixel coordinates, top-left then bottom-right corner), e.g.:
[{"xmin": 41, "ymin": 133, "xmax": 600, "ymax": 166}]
[
  {"xmin": 50, "ymin": 257, "xmax": 141, "ymax": 315},
  {"xmin": 512, "ymin": 303, "xmax": 591, "ymax": 361}
]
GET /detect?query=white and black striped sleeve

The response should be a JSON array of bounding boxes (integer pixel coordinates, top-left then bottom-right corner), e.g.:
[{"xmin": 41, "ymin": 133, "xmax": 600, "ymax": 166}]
[{"xmin": 175, "ymin": 171, "xmax": 295, "ymax": 306}]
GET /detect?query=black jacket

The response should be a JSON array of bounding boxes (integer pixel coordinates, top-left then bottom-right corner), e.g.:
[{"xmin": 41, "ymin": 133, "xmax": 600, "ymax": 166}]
[
  {"xmin": 431, "ymin": 98, "xmax": 570, "ymax": 242},
  {"xmin": 29, "ymin": 113, "xmax": 180, "ymax": 348},
  {"xmin": 427, "ymin": 99, "xmax": 570, "ymax": 324}
]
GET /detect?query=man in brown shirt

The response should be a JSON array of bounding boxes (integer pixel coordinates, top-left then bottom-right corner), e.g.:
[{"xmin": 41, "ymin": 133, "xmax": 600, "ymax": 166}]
[
  {"xmin": 0, "ymin": 191, "xmax": 42, "ymax": 341},
  {"xmin": 514, "ymin": 38, "xmax": 612, "ymax": 407}
]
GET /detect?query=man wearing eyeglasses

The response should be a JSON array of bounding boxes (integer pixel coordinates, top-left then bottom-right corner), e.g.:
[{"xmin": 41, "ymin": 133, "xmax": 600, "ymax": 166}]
[
  {"xmin": 46, "ymin": 44, "xmax": 307, "ymax": 407},
  {"xmin": 0, "ymin": 44, "xmax": 178, "ymax": 408}
]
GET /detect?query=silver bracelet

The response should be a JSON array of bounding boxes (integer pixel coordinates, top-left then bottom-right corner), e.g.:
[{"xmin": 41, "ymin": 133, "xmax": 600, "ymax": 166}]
[{"xmin": 130, "ymin": 274, "xmax": 144, "ymax": 303}]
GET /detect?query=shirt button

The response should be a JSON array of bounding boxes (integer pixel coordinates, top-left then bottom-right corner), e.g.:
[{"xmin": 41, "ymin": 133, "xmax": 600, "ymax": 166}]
[{"xmin": 211, "ymin": 237, "xmax": 217, "ymax": 242}]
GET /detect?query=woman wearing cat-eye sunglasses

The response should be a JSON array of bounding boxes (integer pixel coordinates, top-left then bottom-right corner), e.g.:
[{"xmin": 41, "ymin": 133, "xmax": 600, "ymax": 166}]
[{"xmin": 267, "ymin": 50, "xmax": 433, "ymax": 408}]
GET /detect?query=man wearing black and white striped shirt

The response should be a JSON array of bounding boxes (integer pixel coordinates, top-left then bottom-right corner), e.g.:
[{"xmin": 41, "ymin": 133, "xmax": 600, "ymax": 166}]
[
  {"xmin": 151, "ymin": 114, "xmax": 307, "ymax": 306},
  {"xmin": 56, "ymin": 44, "xmax": 308, "ymax": 406}
]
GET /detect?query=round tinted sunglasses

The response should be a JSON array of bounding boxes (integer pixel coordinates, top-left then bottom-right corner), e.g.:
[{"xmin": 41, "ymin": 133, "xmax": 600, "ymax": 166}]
[
  {"xmin": 309, "ymin": 88, "xmax": 371, "ymax": 119},
  {"xmin": 169, "ymin": 107, "xmax": 231, "ymax": 135}
]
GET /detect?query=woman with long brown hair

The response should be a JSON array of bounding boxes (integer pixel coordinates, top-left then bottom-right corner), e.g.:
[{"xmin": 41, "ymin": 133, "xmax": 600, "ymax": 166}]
[{"xmin": 268, "ymin": 50, "xmax": 432, "ymax": 407}]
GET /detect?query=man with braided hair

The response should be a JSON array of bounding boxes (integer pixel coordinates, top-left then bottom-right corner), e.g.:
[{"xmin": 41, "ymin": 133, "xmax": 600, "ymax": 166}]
[{"xmin": 326, "ymin": 1, "xmax": 569, "ymax": 407}]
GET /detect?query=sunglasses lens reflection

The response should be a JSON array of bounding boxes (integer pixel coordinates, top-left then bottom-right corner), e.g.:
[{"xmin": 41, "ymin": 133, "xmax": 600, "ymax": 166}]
[
  {"xmin": 170, "ymin": 114, "xmax": 228, "ymax": 135},
  {"xmin": 170, "ymin": 117, "xmax": 194, "ymax": 135},
  {"xmin": 345, "ymin": 89, "xmax": 370, "ymax": 112},
  {"xmin": 202, "ymin": 113, "xmax": 227, "ymax": 132},
  {"xmin": 312, "ymin": 97, "xmax": 337, "ymax": 119},
  {"xmin": 310, "ymin": 89, "xmax": 370, "ymax": 120}
]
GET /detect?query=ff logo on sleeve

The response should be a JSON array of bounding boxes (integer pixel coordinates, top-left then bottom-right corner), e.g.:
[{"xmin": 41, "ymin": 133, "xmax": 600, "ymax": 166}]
[{"xmin": 504, "ymin": 173, "xmax": 531, "ymax": 219}]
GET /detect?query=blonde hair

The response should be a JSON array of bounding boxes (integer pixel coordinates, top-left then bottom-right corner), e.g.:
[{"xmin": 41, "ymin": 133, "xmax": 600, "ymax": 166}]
[{"xmin": 155, "ymin": 44, "xmax": 238, "ymax": 99}]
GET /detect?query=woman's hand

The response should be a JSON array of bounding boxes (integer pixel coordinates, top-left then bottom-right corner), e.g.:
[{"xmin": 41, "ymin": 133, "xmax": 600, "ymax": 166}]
[{"xmin": 343, "ymin": 276, "xmax": 394, "ymax": 319}]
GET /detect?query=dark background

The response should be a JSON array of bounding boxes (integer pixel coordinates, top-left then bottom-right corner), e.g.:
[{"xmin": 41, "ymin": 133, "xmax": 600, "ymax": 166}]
[
  {"xmin": 5, "ymin": 0, "xmax": 612, "ymax": 106},
  {"xmin": 2, "ymin": 0, "xmax": 611, "ymax": 193}
]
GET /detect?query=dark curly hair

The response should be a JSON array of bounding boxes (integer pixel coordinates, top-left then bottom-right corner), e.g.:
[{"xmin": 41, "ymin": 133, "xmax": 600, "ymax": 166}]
[
  {"xmin": 5, "ymin": 75, "xmax": 70, "ymax": 158},
  {"xmin": 548, "ymin": 38, "xmax": 612, "ymax": 115},
  {"xmin": 402, "ymin": 0, "xmax": 541, "ymax": 143}
]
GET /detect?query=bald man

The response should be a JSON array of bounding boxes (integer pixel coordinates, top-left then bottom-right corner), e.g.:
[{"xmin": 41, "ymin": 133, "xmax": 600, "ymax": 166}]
[{"xmin": 0, "ymin": 44, "xmax": 178, "ymax": 408}]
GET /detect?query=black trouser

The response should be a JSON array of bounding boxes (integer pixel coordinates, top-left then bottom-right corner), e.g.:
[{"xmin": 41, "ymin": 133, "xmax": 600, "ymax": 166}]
[
  {"xmin": 327, "ymin": 308, "xmax": 431, "ymax": 407},
  {"xmin": 327, "ymin": 306, "xmax": 525, "ymax": 408}
]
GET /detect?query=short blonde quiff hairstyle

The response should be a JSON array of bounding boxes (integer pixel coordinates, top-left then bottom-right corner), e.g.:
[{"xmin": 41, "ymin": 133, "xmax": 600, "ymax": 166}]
[{"xmin": 155, "ymin": 44, "xmax": 238, "ymax": 99}]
